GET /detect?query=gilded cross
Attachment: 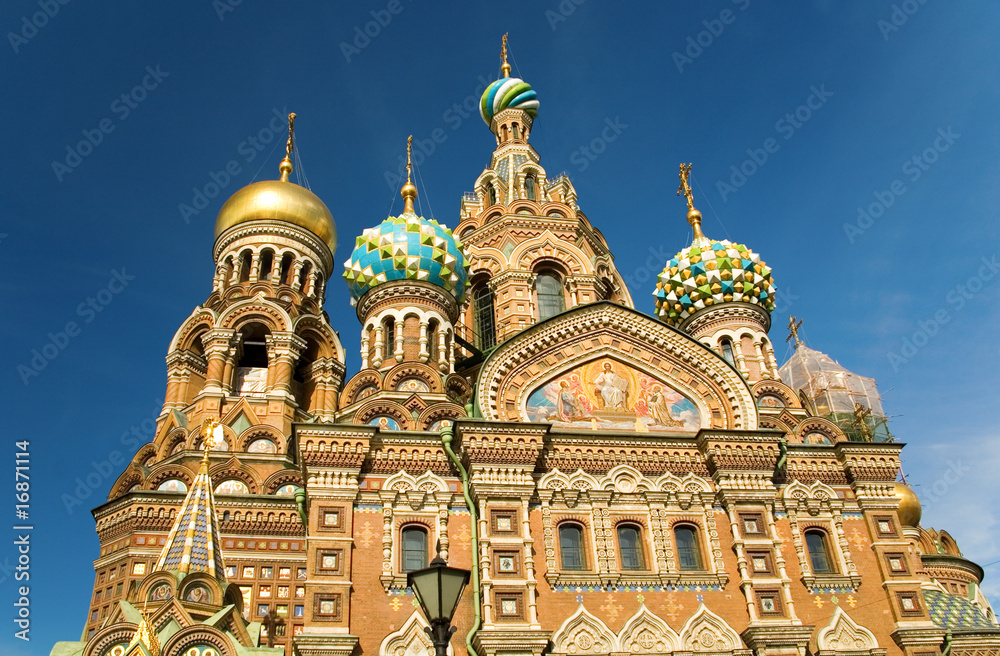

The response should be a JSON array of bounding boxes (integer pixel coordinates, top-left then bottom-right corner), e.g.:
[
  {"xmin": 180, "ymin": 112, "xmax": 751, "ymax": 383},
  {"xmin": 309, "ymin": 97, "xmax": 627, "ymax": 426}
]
[
  {"xmin": 852, "ymin": 403, "xmax": 874, "ymax": 442},
  {"xmin": 500, "ymin": 33, "xmax": 510, "ymax": 77},
  {"xmin": 286, "ymin": 113, "xmax": 296, "ymax": 158},
  {"xmin": 786, "ymin": 316, "xmax": 803, "ymax": 347},
  {"xmin": 677, "ymin": 163, "xmax": 695, "ymax": 211}
]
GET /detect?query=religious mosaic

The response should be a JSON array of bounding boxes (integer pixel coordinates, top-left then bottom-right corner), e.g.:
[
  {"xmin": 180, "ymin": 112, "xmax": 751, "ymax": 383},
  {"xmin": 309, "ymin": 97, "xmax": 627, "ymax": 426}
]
[{"xmin": 525, "ymin": 358, "xmax": 699, "ymax": 430}]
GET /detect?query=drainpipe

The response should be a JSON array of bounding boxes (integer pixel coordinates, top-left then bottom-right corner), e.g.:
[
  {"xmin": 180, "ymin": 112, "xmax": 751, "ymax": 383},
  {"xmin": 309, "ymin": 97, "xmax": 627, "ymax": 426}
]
[
  {"xmin": 441, "ymin": 426, "xmax": 481, "ymax": 656},
  {"xmin": 941, "ymin": 629, "xmax": 953, "ymax": 656}
]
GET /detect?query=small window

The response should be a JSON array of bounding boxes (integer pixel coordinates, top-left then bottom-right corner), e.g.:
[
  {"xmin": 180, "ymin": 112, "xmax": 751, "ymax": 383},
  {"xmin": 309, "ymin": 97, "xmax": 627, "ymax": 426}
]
[
  {"xmin": 488, "ymin": 184, "xmax": 497, "ymax": 206},
  {"xmin": 536, "ymin": 272, "xmax": 565, "ymax": 321},
  {"xmin": 559, "ymin": 524, "xmax": 585, "ymax": 570},
  {"xmin": 473, "ymin": 283, "xmax": 496, "ymax": 350},
  {"xmin": 720, "ymin": 338, "xmax": 735, "ymax": 366},
  {"xmin": 675, "ymin": 525, "xmax": 703, "ymax": 571},
  {"xmin": 512, "ymin": 124, "xmax": 519, "ymax": 140},
  {"xmin": 525, "ymin": 175, "xmax": 536, "ymax": 201},
  {"xmin": 259, "ymin": 250, "xmax": 274, "ymax": 281},
  {"xmin": 384, "ymin": 317, "xmax": 395, "ymax": 359},
  {"xmin": 427, "ymin": 319, "xmax": 439, "ymax": 361},
  {"xmin": 401, "ymin": 526, "xmax": 428, "ymax": 572},
  {"xmin": 805, "ymin": 530, "xmax": 834, "ymax": 574},
  {"xmin": 239, "ymin": 250, "xmax": 252, "ymax": 282},
  {"xmin": 617, "ymin": 524, "xmax": 645, "ymax": 570}
]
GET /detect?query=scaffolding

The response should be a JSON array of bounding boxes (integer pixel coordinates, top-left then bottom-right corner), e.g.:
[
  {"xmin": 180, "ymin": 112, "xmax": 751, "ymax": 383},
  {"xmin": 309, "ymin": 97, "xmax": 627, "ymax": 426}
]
[{"xmin": 779, "ymin": 345, "xmax": 893, "ymax": 442}]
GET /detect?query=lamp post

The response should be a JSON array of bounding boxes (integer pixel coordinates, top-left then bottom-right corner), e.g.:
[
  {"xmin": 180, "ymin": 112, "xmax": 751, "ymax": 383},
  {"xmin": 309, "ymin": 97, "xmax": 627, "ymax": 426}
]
[{"xmin": 407, "ymin": 555, "xmax": 471, "ymax": 656}]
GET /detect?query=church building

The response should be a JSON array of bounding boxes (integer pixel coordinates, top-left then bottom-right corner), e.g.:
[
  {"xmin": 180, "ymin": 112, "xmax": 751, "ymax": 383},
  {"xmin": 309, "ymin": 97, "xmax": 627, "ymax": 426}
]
[{"xmin": 50, "ymin": 38, "xmax": 1000, "ymax": 656}]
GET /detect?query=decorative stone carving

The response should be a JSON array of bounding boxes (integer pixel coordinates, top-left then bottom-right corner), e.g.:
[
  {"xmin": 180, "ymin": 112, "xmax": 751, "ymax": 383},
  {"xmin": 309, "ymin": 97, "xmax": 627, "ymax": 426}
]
[
  {"xmin": 817, "ymin": 607, "xmax": 881, "ymax": 654},
  {"xmin": 678, "ymin": 604, "xmax": 745, "ymax": 653}
]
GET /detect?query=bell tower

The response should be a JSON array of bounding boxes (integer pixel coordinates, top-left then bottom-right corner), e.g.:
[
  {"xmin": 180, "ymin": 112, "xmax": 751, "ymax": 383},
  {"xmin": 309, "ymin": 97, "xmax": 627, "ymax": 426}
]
[{"xmin": 454, "ymin": 36, "xmax": 634, "ymax": 353}]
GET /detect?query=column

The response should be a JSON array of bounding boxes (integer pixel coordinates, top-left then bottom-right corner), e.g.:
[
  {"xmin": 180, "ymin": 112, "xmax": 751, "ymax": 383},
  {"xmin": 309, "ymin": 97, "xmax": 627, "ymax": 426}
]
[
  {"xmin": 360, "ymin": 328, "xmax": 370, "ymax": 370},
  {"xmin": 393, "ymin": 319, "xmax": 404, "ymax": 363},
  {"xmin": 201, "ymin": 329, "xmax": 236, "ymax": 394},
  {"xmin": 372, "ymin": 325, "xmax": 384, "ymax": 368},
  {"xmin": 267, "ymin": 333, "xmax": 307, "ymax": 397},
  {"xmin": 752, "ymin": 340, "xmax": 769, "ymax": 379},
  {"xmin": 418, "ymin": 320, "xmax": 429, "ymax": 363},
  {"xmin": 437, "ymin": 328, "xmax": 447, "ymax": 372}
]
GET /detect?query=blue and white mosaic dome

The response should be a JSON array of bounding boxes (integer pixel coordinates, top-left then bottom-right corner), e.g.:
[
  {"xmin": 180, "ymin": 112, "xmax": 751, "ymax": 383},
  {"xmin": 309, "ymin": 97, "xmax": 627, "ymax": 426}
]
[{"xmin": 343, "ymin": 212, "xmax": 470, "ymax": 302}]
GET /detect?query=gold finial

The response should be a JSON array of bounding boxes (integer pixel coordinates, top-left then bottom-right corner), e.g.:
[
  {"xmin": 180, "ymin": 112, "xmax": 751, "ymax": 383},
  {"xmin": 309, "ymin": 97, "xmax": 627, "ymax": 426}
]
[
  {"xmin": 200, "ymin": 418, "xmax": 222, "ymax": 462},
  {"xmin": 400, "ymin": 135, "xmax": 418, "ymax": 214},
  {"xmin": 786, "ymin": 315, "xmax": 804, "ymax": 347},
  {"xmin": 677, "ymin": 163, "xmax": 705, "ymax": 241},
  {"xmin": 500, "ymin": 33, "xmax": 511, "ymax": 78},
  {"xmin": 279, "ymin": 112, "xmax": 296, "ymax": 182}
]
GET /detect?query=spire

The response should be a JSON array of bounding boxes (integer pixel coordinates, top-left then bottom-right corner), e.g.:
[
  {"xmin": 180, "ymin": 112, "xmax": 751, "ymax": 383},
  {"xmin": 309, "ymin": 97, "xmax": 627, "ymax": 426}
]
[
  {"xmin": 401, "ymin": 135, "xmax": 418, "ymax": 214},
  {"xmin": 677, "ymin": 163, "xmax": 707, "ymax": 243},
  {"xmin": 278, "ymin": 112, "xmax": 296, "ymax": 182},
  {"xmin": 500, "ymin": 33, "xmax": 511, "ymax": 77},
  {"xmin": 127, "ymin": 605, "xmax": 161, "ymax": 656},
  {"xmin": 154, "ymin": 419, "xmax": 227, "ymax": 580},
  {"xmin": 786, "ymin": 315, "xmax": 804, "ymax": 348}
]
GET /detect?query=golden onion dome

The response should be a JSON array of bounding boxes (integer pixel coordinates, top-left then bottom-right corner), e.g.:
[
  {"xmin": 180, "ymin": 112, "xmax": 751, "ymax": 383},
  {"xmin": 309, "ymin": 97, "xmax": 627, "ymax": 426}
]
[
  {"xmin": 214, "ymin": 112, "xmax": 336, "ymax": 253},
  {"xmin": 894, "ymin": 482, "xmax": 922, "ymax": 527},
  {"xmin": 214, "ymin": 179, "xmax": 336, "ymax": 253}
]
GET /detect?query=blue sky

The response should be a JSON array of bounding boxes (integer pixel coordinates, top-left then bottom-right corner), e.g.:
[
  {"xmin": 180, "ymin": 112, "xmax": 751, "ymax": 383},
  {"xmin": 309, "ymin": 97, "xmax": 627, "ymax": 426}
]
[{"xmin": 2, "ymin": 1, "xmax": 999, "ymax": 651}]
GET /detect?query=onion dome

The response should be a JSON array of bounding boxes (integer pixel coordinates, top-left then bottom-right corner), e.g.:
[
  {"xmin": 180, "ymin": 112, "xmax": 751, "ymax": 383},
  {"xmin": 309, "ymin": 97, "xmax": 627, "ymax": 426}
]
[
  {"xmin": 654, "ymin": 163, "xmax": 775, "ymax": 325},
  {"xmin": 214, "ymin": 113, "xmax": 336, "ymax": 253},
  {"xmin": 343, "ymin": 137, "xmax": 469, "ymax": 303},
  {"xmin": 480, "ymin": 77, "xmax": 539, "ymax": 125},
  {"xmin": 479, "ymin": 34, "xmax": 538, "ymax": 125},
  {"xmin": 894, "ymin": 482, "xmax": 922, "ymax": 527}
]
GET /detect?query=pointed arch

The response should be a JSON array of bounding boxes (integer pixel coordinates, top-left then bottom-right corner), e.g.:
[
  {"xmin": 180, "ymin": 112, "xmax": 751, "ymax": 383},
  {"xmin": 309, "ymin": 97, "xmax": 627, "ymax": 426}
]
[
  {"xmin": 816, "ymin": 607, "xmax": 880, "ymax": 653},
  {"xmin": 678, "ymin": 604, "xmax": 744, "ymax": 653},
  {"xmin": 379, "ymin": 611, "xmax": 445, "ymax": 656},
  {"xmin": 549, "ymin": 605, "xmax": 618, "ymax": 656},
  {"xmin": 618, "ymin": 605, "xmax": 681, "ymax": 654}
]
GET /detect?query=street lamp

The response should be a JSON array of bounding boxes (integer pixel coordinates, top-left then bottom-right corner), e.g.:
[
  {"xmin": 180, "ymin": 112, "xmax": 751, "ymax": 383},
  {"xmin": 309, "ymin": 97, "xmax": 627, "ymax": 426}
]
[{"xmin": 407, "ymin": 555, "xmax": 471, "ymax": 656}]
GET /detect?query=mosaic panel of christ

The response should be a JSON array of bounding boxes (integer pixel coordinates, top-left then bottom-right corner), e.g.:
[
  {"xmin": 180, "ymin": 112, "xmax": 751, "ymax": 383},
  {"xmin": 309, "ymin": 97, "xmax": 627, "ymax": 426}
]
[{"xmin": 525, "ymin": 358, "xmax": 700, "ymax": 431}]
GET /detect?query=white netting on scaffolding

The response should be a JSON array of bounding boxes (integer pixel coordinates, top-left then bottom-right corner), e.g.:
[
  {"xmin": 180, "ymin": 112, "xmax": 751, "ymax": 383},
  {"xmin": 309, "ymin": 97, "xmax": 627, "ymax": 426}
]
[{"xmin": 779, "ymin": 345, "xmax": 892, "ymax": 442}]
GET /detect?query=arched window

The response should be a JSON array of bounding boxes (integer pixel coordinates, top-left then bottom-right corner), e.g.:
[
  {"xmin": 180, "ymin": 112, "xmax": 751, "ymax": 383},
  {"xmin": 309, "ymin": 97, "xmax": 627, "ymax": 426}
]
[
  {"xmin": 473, "ymin": 284, "xmax": 496, "ymax": 350},
  {"xmin": 487, "ymin": 184, "xmax": 497, "ymax": 206},
  {"xmin": 525, "ymin": 174, "xmax": 536, "ymax": 201},
  {"xmin": 234, "ymin": 323, "xmax": 270, "ymax": 397},
  {"xmin": 278, "ymin": 253, "xmax": 294, "ymax": 285},
  {"xmin": 617, "ymin": 524, "xmax": 645, "ymax": 570},
  {"xmin": 536, "ymin": 271, "xmax": 565, "ymax": 321},
  {"xmin": 559, "ymin": 524, "xmax": 585, "ymax": 570},
  {"xmin": 720, "ymin": 338, "xmax": 735, "ymax": 366},
  {"xmin": 383, "ymin": 317, "xmax": 395, "ymax": 359},
  {"xmin": 805, "ymin": 530, "xmax": 834, "ymax": 574},
  {"xmin": 674, "ymin": 525, "xmax": 703, "ymax": 571},
  {"xmin": 401, "ymin": 526, "xmax": 428, "ymax": 572},
  {"xmin": 427, "ymin": 319, "xmax": 439, "ymax": 361},
  {"xmin": 512, "ymin": 124, "xmax": 519, "ymax": 140},
  {"xmin": 258, "ymin": 249, "xmax": 274, "ymax": 281},
  {"xmin": 298, "ymin": 261, "xmax": 312, "ymax": 293},
  {"xmin": 238, "ymin": 250, "xmax": 252, "ymax": 282}
]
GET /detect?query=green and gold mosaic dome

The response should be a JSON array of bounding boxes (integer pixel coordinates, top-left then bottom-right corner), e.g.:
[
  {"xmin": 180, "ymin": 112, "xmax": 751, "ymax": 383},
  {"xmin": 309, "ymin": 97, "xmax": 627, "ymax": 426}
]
[
  {"xmin": 654, "ymin": 237, "xmax": 776, "ymax": 325},
  {"xmin": 343, "ymin": 212, "xmax": 470, "ymax": 303}
]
